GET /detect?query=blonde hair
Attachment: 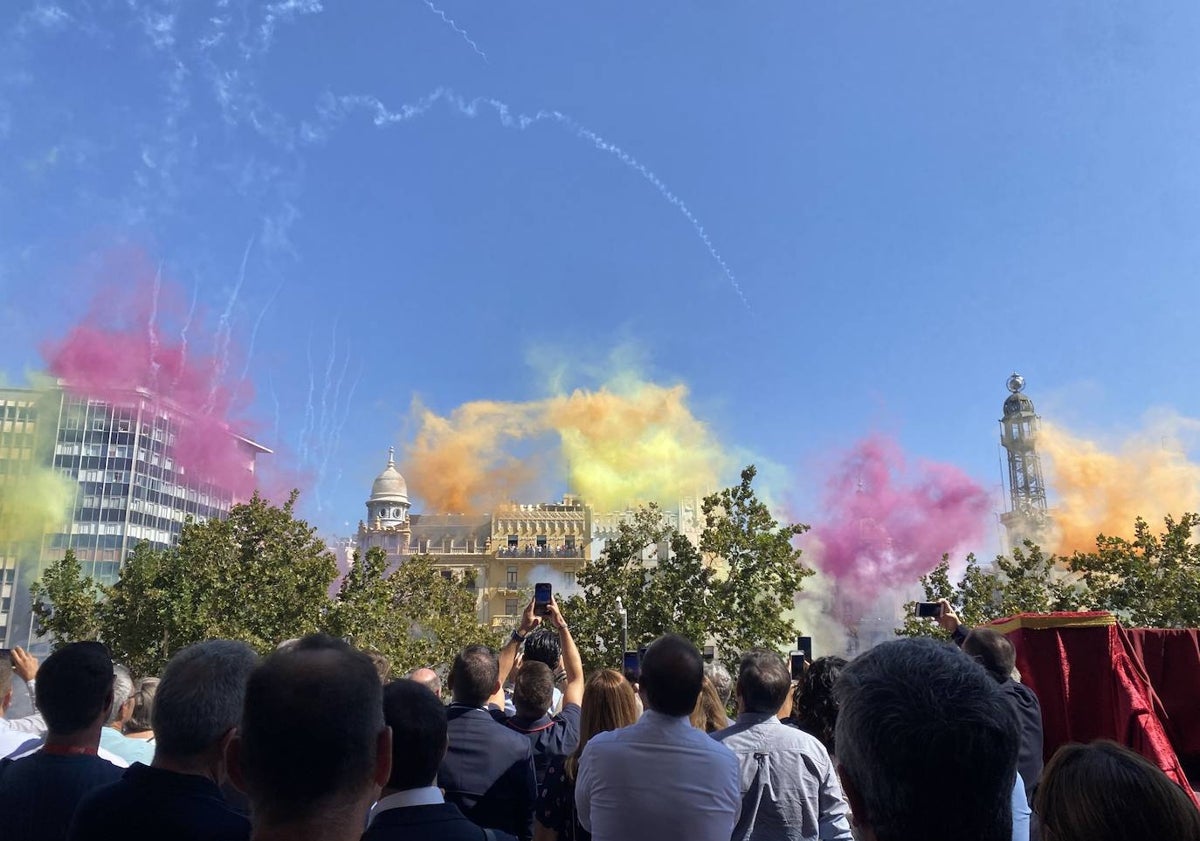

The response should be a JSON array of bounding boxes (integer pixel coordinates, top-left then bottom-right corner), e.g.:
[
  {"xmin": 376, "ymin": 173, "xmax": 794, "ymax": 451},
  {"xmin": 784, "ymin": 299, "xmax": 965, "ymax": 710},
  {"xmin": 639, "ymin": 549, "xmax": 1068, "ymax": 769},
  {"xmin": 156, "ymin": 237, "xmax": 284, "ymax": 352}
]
[
  {"xmin": 689, "ymin": 676, "xmax": 729, "ymax": 733},
  {"xmin": 565, "ymin": 670, "xmax": 639, "ymax": 781}
]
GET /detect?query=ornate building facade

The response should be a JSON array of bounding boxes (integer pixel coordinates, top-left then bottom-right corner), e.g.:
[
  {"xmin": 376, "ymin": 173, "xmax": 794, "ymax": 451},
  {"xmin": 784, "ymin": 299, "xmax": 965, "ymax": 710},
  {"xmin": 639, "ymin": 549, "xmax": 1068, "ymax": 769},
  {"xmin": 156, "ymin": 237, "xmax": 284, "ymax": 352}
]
[{"xmin": 354, "ymin": 451, "xmax": 592, "ymax": 626}]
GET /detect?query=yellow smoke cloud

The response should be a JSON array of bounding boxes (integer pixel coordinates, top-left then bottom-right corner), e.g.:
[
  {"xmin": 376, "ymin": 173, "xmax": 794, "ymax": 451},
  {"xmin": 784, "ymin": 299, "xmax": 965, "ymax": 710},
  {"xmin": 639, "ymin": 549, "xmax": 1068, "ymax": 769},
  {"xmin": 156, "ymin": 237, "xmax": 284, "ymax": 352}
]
[
  {"xmin": 1040, "ymin": 413, "xmax": 1200, "ymax": 554},
  {"xmin": 0, "ymin": 467, "xmax": 74, "ymax": 545},
  {"xmin": 403, "ymin": 376, "xmax": 732, "ymax": 513}
]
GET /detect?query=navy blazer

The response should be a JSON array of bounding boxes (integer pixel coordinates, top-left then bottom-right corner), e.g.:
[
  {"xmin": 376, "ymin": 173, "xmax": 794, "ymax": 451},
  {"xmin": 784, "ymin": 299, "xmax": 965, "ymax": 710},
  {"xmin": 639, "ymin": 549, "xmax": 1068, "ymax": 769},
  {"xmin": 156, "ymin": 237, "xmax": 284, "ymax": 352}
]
[
  {"xmin": 362, "ymin": 802, "xmax": 518, "ymax": 841},
  {"xmin": 439, "ymin": 706, "xmax": 537, "ymax": 841}
]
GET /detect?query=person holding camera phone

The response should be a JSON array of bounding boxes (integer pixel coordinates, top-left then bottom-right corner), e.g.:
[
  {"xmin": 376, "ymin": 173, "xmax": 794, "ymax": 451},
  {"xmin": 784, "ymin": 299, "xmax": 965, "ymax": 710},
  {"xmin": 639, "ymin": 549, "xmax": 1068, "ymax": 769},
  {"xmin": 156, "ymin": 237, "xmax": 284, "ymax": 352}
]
[{"xmin": 498, "ymin": 597, "xmax": 584, "ymax": 787}]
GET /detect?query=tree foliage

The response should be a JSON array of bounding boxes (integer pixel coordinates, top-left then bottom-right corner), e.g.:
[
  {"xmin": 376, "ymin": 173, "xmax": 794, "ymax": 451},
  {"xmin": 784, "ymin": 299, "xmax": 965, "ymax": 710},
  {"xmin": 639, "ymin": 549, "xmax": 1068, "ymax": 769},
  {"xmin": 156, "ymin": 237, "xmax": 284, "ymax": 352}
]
[
  {"xmin": 897, "ymin": 545, "xmax": 1081, "ymax": 639},
  {"xmin": 564, "ymin": 466, "xmax": 811, "ymax": 672},
  {"xmin": 1066, "ymin": 514, "xmax": 1200, "ymax": 628},
  {"xmin": 30, "ymin": 549, "xmax": 102, "ymax": 644},
  {"xmin": 32, "ymin": 491, "xmax": 339, "ymax": 676},
  {"xmin": 324, "ymin": 548, "xmax": 500, "ymax": 677}
]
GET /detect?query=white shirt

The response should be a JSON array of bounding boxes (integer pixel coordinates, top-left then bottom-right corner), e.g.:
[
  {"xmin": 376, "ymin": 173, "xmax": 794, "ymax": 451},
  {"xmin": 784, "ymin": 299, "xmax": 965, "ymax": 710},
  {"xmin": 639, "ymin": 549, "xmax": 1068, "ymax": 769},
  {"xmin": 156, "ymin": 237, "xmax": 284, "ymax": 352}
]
[
  {"xmin": 369, "ymin": 786, "xmax": 445, "ymax": 825},
  {"xmin": 5, "ymin": 739, "xmax": 129, "ymax": 767},
  {"xmin": 0, "ymin": 714, "xmax": 46, "ymax": 735},
  {"xmin": 576, "ymin": 710, "xmax": 741, "ymax": 841}
]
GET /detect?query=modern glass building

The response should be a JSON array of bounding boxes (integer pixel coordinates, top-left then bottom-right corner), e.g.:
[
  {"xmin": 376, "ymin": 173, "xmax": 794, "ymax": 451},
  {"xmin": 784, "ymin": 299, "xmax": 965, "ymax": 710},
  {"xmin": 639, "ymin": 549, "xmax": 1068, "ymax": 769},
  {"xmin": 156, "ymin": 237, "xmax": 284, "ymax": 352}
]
[{"xmin": 0, "ymin": 383, "xmax": 269, "ymax": 648}]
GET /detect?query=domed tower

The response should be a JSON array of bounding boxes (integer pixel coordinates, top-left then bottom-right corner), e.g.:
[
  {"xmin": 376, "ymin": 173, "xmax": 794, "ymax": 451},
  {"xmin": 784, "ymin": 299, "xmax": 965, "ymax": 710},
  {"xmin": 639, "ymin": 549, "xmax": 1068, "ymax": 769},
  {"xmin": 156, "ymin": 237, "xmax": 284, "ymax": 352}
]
[
  {"xmin": 999, "ymin": 373, "xmax": 1049, "ymax": 548},
  {"xmin": 367, "ymin": 447, "xmax": 410, "ymax": 527}
]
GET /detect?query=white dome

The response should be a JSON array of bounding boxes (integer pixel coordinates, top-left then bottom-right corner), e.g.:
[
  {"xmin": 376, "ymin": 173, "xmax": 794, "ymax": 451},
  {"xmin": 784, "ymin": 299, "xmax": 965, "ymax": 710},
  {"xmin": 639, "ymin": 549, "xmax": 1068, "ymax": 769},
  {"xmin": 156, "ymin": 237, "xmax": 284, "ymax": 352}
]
[{"xmin": 369, "ymin": 449, "xmax": 409, "ymax": 505}]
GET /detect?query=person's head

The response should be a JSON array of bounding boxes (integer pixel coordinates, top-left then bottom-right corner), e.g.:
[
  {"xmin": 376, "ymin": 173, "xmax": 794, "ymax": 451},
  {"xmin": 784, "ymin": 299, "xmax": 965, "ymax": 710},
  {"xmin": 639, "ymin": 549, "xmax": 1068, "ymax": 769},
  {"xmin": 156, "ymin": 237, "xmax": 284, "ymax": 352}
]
[
  {"xmin": 834, "ymin": 638, "xmax": 1019, "ymax": 841},
  {"xmin": 793, "ymin": 655, "xmax": 847, "ymax": 756},
  {"xmin": 962, "ymin": 628, "xmax": 1017, "ymax": 684},
  {"xmin": 407, "ymin": 667, "xmax": 443, "ymax": 698},
  {"xmin": 1034, "ymin": 740, "xmax": 1200, "ymax": 841},
  {"xmin": 689, "ymin": 676, "xmax": 730, "ymax": 733},
  {"xmin": 108, "ymin": 663, "xmax": 135, "ymax": 726},
  {"xmin": 566, "ymin": 669, "xmax": 639, "ymax": 780},
  {"xmin": 704, "ymin": 660, "xmax": 733, "ymax": 706},
  {"xmin": 449, "ymin": 645, "xmax": 499, "ymax": 707},
  {"xmin": 639, "ymin": 634, "xmax": 704, "ymax": 717},
  {"xmin": 735, "ymin": 649, "xmax": 791, "ymax": 715},
  {"xmin": 513, "ymin": 660, "xmax": 554, "ymax": 718},
  {"xmin": 229, "ymin": 634, "xmax": 390, "ymax": 828},
  {"xmin": 523, "ymin": 627, "xmax": 562, "ymax": 670},
  {"xmin": 37, "ymin": 641, "xmax": 114, "ymax": 737},
  {"xmin": 382, "ymin": 679, "xmax": 447, "ymax": 792},
  {"xmin": 154, "ymin": 641, "xmax": 258, "ymax": 769},
  {"xmin": 366, "ymin": 651, "xmax": 391, "ymax": 684},
  {"xmin": 127, "ymin": 677, "xmax": 159, "ymax": 733}
]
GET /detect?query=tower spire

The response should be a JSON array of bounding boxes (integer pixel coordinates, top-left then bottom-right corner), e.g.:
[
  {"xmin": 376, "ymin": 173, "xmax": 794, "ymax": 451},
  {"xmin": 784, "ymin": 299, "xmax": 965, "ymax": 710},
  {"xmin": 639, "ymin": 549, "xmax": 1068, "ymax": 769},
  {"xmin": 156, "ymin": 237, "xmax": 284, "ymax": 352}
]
[
  {"xmin": 387, "ymin": 445, "xmax": 395, "ymax": 467},
  {"xmin": 999, "ymin": 373, "xmax": 1050, "ymax": 549}
]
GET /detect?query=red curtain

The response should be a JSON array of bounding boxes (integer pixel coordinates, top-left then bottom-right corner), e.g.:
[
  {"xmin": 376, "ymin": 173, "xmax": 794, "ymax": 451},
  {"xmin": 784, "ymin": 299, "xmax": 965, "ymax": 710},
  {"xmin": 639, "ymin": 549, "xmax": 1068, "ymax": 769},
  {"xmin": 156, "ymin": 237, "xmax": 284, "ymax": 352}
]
[{"xmin": 992, "ymin": 612, "xmax": 1199, "ymax": 806}]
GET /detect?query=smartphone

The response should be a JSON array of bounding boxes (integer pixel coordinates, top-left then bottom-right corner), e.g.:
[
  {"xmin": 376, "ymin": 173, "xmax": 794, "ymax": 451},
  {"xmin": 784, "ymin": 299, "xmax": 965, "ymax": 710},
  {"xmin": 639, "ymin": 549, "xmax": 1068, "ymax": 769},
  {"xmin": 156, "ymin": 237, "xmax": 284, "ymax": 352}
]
[
  {"xmin": 790, "ymin": 652, "xmax": 807, "ymax": 681},
  {"xmin": 534, "ymin": 582, "xmax": 552, "ymax": 617},
  {"xmin": 623, "ymin": 650, "xmax": 641, "ymax": 682},
  {"xmin": 796, "ymin": 636, "xmax": 813, "ymax": 663},
  {"xmin": 0, "ymin": 649, "xmax": 10, "ymax": 661},
  {"xmin": 915, "ymin": 601, "xmax": 942, "ymax": 619}
]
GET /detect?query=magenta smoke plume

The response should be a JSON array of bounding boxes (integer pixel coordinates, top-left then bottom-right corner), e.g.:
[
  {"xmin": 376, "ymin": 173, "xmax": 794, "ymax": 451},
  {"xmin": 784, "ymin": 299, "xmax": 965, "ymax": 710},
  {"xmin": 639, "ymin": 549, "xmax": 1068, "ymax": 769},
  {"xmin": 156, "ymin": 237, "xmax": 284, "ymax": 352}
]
[
  {"xmin": 809, "ymin": 435, "xmax": 991, "ymax": 609},
  {"xmin": 41, "ymin": 253, "xmax": 262, "ymax": 500}
]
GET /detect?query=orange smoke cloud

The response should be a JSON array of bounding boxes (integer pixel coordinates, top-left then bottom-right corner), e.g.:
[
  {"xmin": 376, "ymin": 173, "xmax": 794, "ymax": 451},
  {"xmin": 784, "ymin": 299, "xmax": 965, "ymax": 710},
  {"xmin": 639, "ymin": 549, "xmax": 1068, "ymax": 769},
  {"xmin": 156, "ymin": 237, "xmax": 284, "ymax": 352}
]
[
  {"xmin": 1040, "ymin": 414, "xmax": 1200, "ymax": 554},
  {"xmin": 402, "ymin": 378, "xmax": 731, "ymax": 513}
]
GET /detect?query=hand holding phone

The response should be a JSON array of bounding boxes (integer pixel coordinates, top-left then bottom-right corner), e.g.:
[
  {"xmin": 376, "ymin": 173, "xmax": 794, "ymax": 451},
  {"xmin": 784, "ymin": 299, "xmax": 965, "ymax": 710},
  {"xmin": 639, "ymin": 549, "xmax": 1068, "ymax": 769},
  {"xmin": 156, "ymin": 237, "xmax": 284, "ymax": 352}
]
[
  {"xmin": 534, "ymin": 582, "xmax": 552, "ymax": 617},
  {"xmin": 915, "ymin": 601, "xmax": 942, "ymax": 619}
]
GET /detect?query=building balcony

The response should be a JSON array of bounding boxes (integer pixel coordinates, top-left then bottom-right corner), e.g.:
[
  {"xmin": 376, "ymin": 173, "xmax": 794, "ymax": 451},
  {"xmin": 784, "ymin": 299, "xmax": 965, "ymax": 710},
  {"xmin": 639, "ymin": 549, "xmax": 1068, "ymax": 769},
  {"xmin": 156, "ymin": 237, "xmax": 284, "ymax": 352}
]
[
  {"xmin": 496, "ymin": 546, "xmax": 583, "ymax": 559},
  {"xmin": 490, "ymin": 614, "xmax": 517, "ymax": 629}
]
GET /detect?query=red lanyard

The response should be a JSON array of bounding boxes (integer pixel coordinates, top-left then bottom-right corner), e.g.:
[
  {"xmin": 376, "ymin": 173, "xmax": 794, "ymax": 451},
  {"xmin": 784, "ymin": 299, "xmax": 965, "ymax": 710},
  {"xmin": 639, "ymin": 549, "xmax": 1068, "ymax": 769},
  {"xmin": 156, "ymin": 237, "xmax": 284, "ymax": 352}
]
[{"xmin": 41, "ymin": 744, "xmax": 98, "ymax": 757}]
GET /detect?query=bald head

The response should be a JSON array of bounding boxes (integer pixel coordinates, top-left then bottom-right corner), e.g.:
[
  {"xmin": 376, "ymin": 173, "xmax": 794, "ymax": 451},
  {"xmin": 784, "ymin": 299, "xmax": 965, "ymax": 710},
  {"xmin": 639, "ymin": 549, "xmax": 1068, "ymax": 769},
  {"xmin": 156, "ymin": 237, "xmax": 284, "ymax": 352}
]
[
  {"xmin": 408, "ymin": 668, "xmax": 443, "ymax": 698},
  {"xmin": 640, "ymin": 634, "xmax": 704, "ymax": 717}
]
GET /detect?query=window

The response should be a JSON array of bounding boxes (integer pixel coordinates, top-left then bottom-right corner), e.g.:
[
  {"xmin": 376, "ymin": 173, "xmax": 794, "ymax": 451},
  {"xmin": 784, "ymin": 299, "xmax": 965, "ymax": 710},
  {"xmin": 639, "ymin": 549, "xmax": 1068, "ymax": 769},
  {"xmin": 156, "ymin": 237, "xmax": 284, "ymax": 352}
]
[
  {"xmin": 117, "ymin": 420, "xmax": 131, "ymax": 433},
  {"xmin": 506, "ymin": 566, "xmax": 518, "ymax": 586},
  {"xmin": 441, "ymin": 570, "xmax": 453, "ymax": 581},
  {"xmin": 505, "ymin": 598, "xmax": 519, "ymax": 616},
  {"xmin": 91, "ymin": 419, "xmax": 105, "ymax": 432},
  {"xmin": 507, "ymin": 534, "xmax": 519, "ymax": 547}
]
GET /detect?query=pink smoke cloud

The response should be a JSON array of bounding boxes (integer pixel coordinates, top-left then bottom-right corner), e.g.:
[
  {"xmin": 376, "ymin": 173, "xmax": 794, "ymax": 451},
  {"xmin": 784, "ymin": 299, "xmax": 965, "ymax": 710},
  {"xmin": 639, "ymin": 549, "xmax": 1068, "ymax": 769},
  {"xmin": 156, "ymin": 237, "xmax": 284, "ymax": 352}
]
[
  {"xmin": 40, "ymin": 250, "xmax": 274, "ymax": 501},
  {"xmin": 808, "ymin": 434, "xmax": 991, "ymax": 610}
]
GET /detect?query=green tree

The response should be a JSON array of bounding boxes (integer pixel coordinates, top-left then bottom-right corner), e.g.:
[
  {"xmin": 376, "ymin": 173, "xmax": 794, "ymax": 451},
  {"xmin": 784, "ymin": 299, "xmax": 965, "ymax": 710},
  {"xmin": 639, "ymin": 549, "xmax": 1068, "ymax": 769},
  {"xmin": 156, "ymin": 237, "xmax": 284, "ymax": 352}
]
[
  {"xmin": 564, "ymin": 466, "xmax": 812, "ymax": 673},
  {"xmin": 30, "ymin": 548, "xmax": 102, "ymax": 644},
  {"xmin": 32, "ymin": 490, "xmax": 339, "ymax": 675},
  {"xmin": 702, "ymin": 466, "xmax": 813, "ymax": 669},
  {"xmin": 897, "ymin": 545, "xmax": 1081, "ymax": 639},
  {"xmin": 325, "ymin": 549, "xmax": 499, "ymax": 677},
  {"xmin": 1068, "ymin": 514, "xmax": 1200, "ymax": 628}
]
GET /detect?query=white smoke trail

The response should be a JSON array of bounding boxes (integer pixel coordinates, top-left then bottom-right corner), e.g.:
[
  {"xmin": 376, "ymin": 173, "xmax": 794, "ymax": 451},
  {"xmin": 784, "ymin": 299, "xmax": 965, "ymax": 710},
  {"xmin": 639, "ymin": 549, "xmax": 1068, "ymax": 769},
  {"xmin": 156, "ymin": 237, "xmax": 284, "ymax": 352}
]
[
  {"xmin": 332, "ymin": 89, "xmax": 750, "ymax": 310},
  {"xmin": 208, "ymin": 235, "xmax": 255, "ymax": 411},
  {"xmin": 239, "ymin": 275, "xmax": 286, "ymax": 384},
  {"xmin": 298, "ymin": 331, "xmax": 317, "ymax": 464},
  {"xmin": 420, "ymin": 0, "xmax": 488, "ymax": 63},
  {"xmin": 174, "ymin": 278, "xmax": 199, "ymax": 391},
  {"xmin": 147, "ymin": 261, "xmax": 163, "ymax": 391}
]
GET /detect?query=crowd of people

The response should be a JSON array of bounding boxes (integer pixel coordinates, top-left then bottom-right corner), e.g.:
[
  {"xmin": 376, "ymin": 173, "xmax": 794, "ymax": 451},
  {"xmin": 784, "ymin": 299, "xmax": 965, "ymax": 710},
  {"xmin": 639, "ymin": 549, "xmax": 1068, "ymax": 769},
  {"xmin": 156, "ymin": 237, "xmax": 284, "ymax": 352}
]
[{"xmin": 1, "ymin": 595, "xmax": 1198, "ymax": 841}]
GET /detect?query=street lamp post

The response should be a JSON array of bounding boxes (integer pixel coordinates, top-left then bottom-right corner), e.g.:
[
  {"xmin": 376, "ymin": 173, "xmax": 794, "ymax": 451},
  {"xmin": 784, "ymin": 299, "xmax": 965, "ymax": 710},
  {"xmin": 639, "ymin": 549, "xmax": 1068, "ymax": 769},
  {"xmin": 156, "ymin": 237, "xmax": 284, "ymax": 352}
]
[{"xmin": 615, "ymin": 597, "xmax": 628, "ymax": 667}]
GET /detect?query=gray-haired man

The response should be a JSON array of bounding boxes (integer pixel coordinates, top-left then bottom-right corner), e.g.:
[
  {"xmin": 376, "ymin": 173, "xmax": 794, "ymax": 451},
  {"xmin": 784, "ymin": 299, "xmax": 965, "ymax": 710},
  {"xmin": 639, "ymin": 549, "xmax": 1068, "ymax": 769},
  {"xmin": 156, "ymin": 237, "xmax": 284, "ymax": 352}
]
[{"xmin": 68, "ymin": 640, "xmax": 259, "ymax": 841}]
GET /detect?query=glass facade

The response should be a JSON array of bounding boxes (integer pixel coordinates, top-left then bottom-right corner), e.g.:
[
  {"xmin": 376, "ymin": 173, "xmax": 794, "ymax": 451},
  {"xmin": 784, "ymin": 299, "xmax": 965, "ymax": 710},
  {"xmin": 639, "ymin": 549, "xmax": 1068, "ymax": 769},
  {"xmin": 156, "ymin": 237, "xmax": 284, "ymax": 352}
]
[{"xmin": 0, "ymin": 385, "xmax": 268, "ymax": 647}]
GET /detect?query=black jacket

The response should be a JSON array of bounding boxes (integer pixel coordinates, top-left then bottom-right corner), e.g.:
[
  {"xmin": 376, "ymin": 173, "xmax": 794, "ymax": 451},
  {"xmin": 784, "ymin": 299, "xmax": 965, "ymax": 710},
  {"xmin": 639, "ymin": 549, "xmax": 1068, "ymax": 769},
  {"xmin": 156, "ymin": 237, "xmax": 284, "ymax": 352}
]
[
  {"xmin": 439, "ymin": 706, "xmax": 537, "ymax": 841},
  {"xmin": 362, "ymin": 802, "xmax": 518, "ymax": 841}
]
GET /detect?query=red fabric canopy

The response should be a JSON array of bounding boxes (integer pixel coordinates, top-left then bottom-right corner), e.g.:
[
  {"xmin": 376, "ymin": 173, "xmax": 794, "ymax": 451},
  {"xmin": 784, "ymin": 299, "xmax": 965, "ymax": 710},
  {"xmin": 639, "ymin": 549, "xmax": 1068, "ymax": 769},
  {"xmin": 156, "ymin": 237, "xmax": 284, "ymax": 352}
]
[{"xmin": 990, "ymin": 611, "xmax": 1199, "ymax": 806}]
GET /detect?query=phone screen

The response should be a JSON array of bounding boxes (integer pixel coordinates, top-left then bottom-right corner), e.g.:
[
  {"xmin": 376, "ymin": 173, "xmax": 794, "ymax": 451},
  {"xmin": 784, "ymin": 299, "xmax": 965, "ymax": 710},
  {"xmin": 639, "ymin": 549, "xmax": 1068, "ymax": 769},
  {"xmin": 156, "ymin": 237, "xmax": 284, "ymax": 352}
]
[
  {"xmin": 534, "ymin": 582, "xmax": 552, "ymax": 616},
  {"xmin": 790, "ymin": 653, "xmax": 806, "ymax": 681},
  {"xmin": 623, "ymin": 650, "xmax": 641, "ymax": 681},
  {"xmin": 915, "ymin": 601, "xmax": 942, "ymax": 619},
  {"xmin": 796, "ymin": 636, "xmax": 813, "ymax": 662}
]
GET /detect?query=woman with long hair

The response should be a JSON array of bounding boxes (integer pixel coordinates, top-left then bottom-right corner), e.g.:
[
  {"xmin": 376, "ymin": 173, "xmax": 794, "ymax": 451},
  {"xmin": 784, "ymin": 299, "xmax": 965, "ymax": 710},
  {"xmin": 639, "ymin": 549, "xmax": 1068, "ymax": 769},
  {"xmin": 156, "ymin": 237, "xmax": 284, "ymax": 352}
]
[
  {"xmin": 1034, "ymin": 740, "xmax": 1200, "ymax": 841},
  {"xmin": 689, "ymin": 675, "xmax": 730, "ymax": 734},
  {"xmin": 534, "ymin": 669, "xmax": 639, "ymax": 841},
  {"xmin": 789, "ymin": 656, "xmax": 847, "ymax": 759}
]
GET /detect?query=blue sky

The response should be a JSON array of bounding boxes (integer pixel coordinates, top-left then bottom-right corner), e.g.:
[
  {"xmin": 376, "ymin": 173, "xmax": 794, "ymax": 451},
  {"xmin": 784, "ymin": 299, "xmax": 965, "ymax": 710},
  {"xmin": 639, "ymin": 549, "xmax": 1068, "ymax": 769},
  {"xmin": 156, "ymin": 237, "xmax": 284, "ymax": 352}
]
[{"xmin": 3, "ymin": 1, "xmax": 1200, "ymax": 547}]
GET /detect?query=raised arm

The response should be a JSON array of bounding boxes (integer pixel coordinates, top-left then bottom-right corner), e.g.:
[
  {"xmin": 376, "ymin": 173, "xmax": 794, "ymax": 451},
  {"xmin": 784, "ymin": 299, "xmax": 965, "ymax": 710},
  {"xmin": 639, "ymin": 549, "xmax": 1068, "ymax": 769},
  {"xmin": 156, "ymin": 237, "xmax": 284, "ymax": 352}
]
[
  {"xmin": 545, "ymin": 597, "xmax": 583, "ymax": 708},
  {"xmin": 489, "ymin": 598, "xmax": 540, "ymax": 708}
]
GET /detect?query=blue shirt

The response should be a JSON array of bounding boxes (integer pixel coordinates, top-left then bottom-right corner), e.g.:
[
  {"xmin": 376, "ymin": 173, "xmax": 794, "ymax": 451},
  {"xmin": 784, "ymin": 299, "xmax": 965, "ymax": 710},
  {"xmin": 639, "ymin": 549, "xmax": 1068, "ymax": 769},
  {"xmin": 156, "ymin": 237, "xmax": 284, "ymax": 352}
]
[
  {"xmin": 98, "ymin": 728, "xmax": 155, "ymax": 767},
  {"xmin": 712, "ymin": 712, "xmax": 854, "ymax": 841},
  {"xmin": 576, "ymin": 710, "xmax": 741, "ymax": 841}
]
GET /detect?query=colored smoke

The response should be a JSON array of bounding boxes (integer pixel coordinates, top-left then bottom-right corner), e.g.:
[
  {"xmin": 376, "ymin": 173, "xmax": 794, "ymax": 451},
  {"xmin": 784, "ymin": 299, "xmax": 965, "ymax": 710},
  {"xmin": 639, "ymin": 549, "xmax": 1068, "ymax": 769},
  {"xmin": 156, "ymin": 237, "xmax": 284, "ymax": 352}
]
[
  {"xmin": 40, "ymin": 253, "xmax": 262, "ymax": 500},
  {"xmin": 1040, "ymin": 414, "xmax": 1200, "ymax": 554},
  {"xmin": 403, "ymin": 377, "xmax": 731, "ymax": 513},
  {"xmin": 0, "ymin": 467, "xmax": 75, "ymax": 546},
  {"xmin": 808, "ymin": 435, "xmax": 991, "ymax": 609}
]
